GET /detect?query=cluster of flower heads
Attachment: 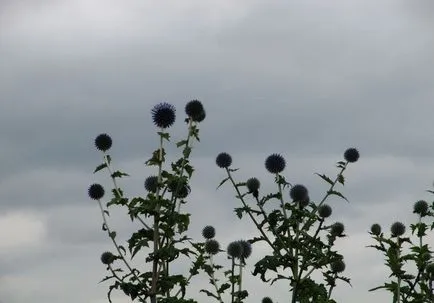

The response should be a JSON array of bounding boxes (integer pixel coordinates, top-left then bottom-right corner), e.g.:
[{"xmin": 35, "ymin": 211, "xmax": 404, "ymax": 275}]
[
  {"xmin": 201, "ymin": 225, "xmax": 252, "ymax": 260},
  {"xmin": 151, "ymin": 100, "xmax": 206, "ymax": 129}
]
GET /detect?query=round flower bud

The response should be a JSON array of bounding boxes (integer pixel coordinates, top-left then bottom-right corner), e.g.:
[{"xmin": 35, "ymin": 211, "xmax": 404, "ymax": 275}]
[
  {"xmin": 185, "ymin": 100, "xmax": 205, "ymax": 122},
  {"xmin": 151, "ymin": 102, "xmax": 176, "ymax": 128},
  {"xmin": 299, "ymin": 196, "xmax": 310, "ymax": 208},
  {"xmin": 88, "ymin": 183, "xmax": 105, "ymax": 200},
  {"xmin": 227, "ymin": 241, "xmax": 243, "ymax": 258},
  {"xmin": 144, "ymin": 176, "xmax": 158, "ymax": 192},
  {"xmin": 101, "ymin": 251, "xmax": 115, "ymax": 265},
  {"xmin": 238, "ymin": 240, "xmax": 252, "ymax": 259},
  {"xmin": 318, "ymin": 204, "xmax": 332, "ymax": 218},
  {"xmin": 205, "ymin": 239, "xmax": 220, "ymax": 255},
  {"xmin": 330, "ymin": 222, "xmax": 345, "ymax": 236},
  {"xmin": 413, "ymin": 200, "xmax": 429, "ymax": 216},
  {"xmin": 290, "ymin": 184, "xmax": 309, "ymax": 202},
  {"xmin": 344, "ymin": 148, "xmax": 360, "ymax": 163},
  {"xmin": 202, "ymin": 225, "xmax": 216, "ymax": 239},
  {"xmin": 370, "ymin": 223, "xmax": 382, "ymax": 236},
  {"xmin": 265, "ymin": 154, "xmax": 286, "ymax": 174},
  {"xmin": 262, "ymin": 297, "xmax": 273, "ymax": 303},
  {"xmin": 246, "ymin": 178, "xmax": 260, "ymax": 192},
  {"xmin": 391, "ymin": 222, "xmax": 406, "ymax": 237},
  {"xmin": 330, "ymin": 259, "xmax": 346, "ymax": 273},
  {"xmin": 95, "ymin": 133, "xmax": 112, "ymax": 152},
  {"xmin": 216, "ymin": 152, "xmax": 232, "ymax": 168}
]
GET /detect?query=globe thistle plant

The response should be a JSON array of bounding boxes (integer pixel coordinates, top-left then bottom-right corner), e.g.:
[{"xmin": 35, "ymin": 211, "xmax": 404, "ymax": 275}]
[
  {"xmin": 290, "ymin": 184, "xmax": 309, "ymax": 202},
  {"xmin": 227, "ymin": 241, "xmax": 243, "ymax": 259},
  {"xmin": 202, "ymin": 225, "xmax": 216, "ymax": 239},
  {"xmin": 344, "ymin": 148, "xmax": 359, "ymax": 163},
  {"xmin": 185, "ymin": 100, "xmax": 205, "ymax": 122},
  {"xmin": 151, "ymin": 102, "xmax": 176, "ymax": 128},
  {"xmin": 95, "ymin": 133, "xmax": 112, "ymax": 152},
  {"xmin": 246, "ymin": 177, "xmax": 260, "ymax": 192},
  {"xmin": 144, "ymin": 176, "xmax": 159, "ymax": 192},
  {"xmin": 216, "ymin": 152, "xmax": 232, "ymax": 168},
  {"xmin": 265, "ymin": 153, "xmax": 286, "ymax": 174},
  {"xmin": 318, "ymin": 204, "xmax": 332, "ymax": 218},
  {"xmin": 391, "ymin": 221, "xmax": 406, "ymax": 237},
  {"xmin": 413, "ymin": 200, "xmax": 428, "ymax": 216},
  {"xmin": 101, "ymin": 251, "xmax": 115, "ymax": 265},
  {"xmin": 370, "ymin": 223, "xmax": 381, "ymax": 236},
  {"xmin": 331, "ymin": 222, "xmax": 345, "ymax": 236},
  {"xmin": 205, "ymin": 239, "xmax": 220, "ymax": 255},
  {"xmin": 88, "ymin": 183, "xmax": 105, "ymax": 200}
]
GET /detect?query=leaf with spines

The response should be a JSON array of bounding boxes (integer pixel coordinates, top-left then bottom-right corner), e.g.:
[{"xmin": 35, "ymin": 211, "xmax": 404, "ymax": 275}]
[{"xmin": 315, "ymin": 173, "xmax": 334, "ymax": 186}]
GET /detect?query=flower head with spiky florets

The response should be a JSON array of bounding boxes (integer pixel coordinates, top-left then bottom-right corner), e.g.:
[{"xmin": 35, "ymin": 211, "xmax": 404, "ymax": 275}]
[
  {"xmin": 290, "ymin": 184, "xmax": 309, "ymax": 202},
  {"xmin": 265, "ymin": 154, "xmax": 286, "ymax": 174},
  {"xmin": 202, "ymin": 225, "xmax": 216, "ymax": 239},
  {"xmin": 151, "ymin": 102, "xmax": 176, "ymax": 128},
  {"xmin": 101, "ymin": 251, "xmax": 115, "ymax": 265},
  {"xmin": 246, "ymin": 177, "xmax": 260, "ymax": 192},
  {"xmin": 370, "ymin": 223, "xmax": 381, "ymax": 236},
  {"xmin": 216, "ymin": 152, "xmax": 232, "ymax": 168},
  {"xmin": 88, "ymin": 184, "xmax": 105, "ymax": 200},
  {"xmin": 205, "ymin": 239, "xmax": 220, "ymax": 255},
  {"xmin": 95, "ymin": 133, "xmax": 112, "ymax": 152},
  {"xmin": 262, "ymin": 297, "xmax": 273, "ymax": 303},
  {"xmin": 344, "ymin": 148, "xmax": 360, "ymax": 163},
  {"xmin": 185, "ymin": 100, "xmax": 205, "ymax": 122},
  {"xmin": 331, "ymin": 222, "xmax": 345, "ymax": 236},
  {"xmin": 144, "ymin": 176, "xmax": 158, "ymax": 192},
  {"xmin": 318, "ymin": 204, "xmax": 332, "ymax": 218},
  {"xmin": 414, "ymin": 200, "xmax": 429, "ymax": 216},
  {"xmin": 238, "ymin": 240, "xmax": 252, "ymax": 259},
  {"xmin": 391, "ymin": 222, "xmax": 406, "ymax": 237},
  {"xmin": 331, "ymin": 259, "xmax": 346, "ymax": 273},
  {"xmin": 227, "ymin": 241, "xmax": 243, "ymax": 259}
]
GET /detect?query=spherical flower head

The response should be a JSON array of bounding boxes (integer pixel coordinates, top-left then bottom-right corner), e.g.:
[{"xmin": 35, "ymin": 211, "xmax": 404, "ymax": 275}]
[
  {"xmin": 227, "ymin": 241, "xmax": 243, "ymax": 258},
  {"xmin": 95, "ymin": 133, "xmax": 112, "ymax": 152},
  {"xmin": 151, "ymin": 102, "xmax": 176, "ymax": 128},
  {"xmin": 330, "ymin": 259, "xmax": 346, "ymax": 273},
  {"xmin": 205, "ymin": 239, "xmax": 220, "ymax": 255},
  {"xmin": 413, "ymin": 200, "xmax": 429, "ymax": 216},
  {"xmin": 391, "ymin": 221, "xmax": 406, "ymax": 237},
  {"xmin": 195, "ymin": 109, "xmax": 206, "ymax": 122},
  {"xmin": 246, "ymin": 177, "xmax": 260, "ymax": 192},
  {"xmin": 168, "ymin": 179, "xmax": 190, "ymax": 198},
  {"xmin": 216, "ymin": 152, "xmax": 232, "ymax": 168},
  {"xmin": 290, "ymin": 184, "xmax": 309, "ymax": 202},
  {"xmin": 144, "ymin": 176, "xmax": 159, "ymax": 192},
  {"xmin": 185, "ymin": 100, "xmax": 205, "ymax": 122},
  {"xmin": 370, "ymin": 223, "xmax": 382, "ymax": 236},
  {"xmin": 344, "ymin": 148, "xmax": 360, "ymax": 163},
  {"xmin": 318, "ymin": 204, "xmax": 332, "ymax": 218},
  {"xmin": 202, "ymin": 225, "xmax": 216, "ymax": 239},
  {"xmin": 262, "ymin": 297, "xmax": 273, "ymax": 303},
  {"xmin": 265, "ymin": 154, "xmax": 286, "ymax": 174},
  {"xmin": 330, "ymin": 222, "xmax": 345, "ymax": 236},
  {"xmin": 88, "ymin": 183, "xmax": 105, "ymax": 200},
  {"xmin": 299, "ymin": 196, "xmax": 310, "ymax": 208},
  {"xmin": 101, "ymin": 251, "xmax": 115, "ymax": 265},
  {"xmin": 238, "ymin": 240, "xmax": 252, "ymax": 259}
]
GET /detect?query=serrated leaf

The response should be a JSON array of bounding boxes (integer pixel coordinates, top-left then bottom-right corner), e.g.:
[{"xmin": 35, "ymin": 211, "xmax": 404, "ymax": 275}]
[
  {"xmin": 315, "ymin": 173, "xmax": 333, "ymax": 185},
  {"xmin": 111, "ymin": 171, "xmax": 129, "ymax": 178},
  {"xmin": 337, "ymin": 174, "xmax": 345, "ymax": 185},
  {"xmin": 94, "ymin": 163, "xmax": 107, "ymax": 173},
  {"xmin": 328, "ymin": 190, "xmax": 349, "ymax": 202},
  {"xmin": 176, "ymin": 139, "xmax": 188, "ymax": 148},
  {"xmin": 109, "ymin": 231, "xmax": 116, "ymax": 239}
]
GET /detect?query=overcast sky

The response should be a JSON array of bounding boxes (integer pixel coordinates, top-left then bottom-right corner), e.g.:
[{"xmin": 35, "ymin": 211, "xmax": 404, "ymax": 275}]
[{"xmin": 1, "ymin": 1, "xmax": 434, "ymax": 302}]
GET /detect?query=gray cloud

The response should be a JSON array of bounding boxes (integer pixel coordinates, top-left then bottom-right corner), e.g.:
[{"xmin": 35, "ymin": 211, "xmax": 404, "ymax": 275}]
[{"xmin": 0, "ymin": 0, "xmax": 433, "ymax": 302}]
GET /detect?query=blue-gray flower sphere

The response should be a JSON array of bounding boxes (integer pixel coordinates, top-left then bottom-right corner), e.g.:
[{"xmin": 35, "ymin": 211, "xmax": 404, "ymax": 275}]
[
  {"xmin": 290, "ymin": 184, "xmax": 309, "ymax": 201},
  {"xmin": 185, "ymin": 100, "xmax": 205, "ymax": 122},
  {"xmin": 318, "ymin": 204, "xmax": 332, "ymax": 218},
  {"xmin": 88, "ymin": 183, "xmax": 105, "ymax": 200},
  {"xmin": 344, "ymin": 148, "xmax": 359, "ymax": 163},
  {"xmin": 202, "ymin": 225, "xmax": 216, "ymax": 239},
  {"xmin": 413, "ymin": 200, "xmax": 429, "ymax": 216},
  {"xmin": 265, "ymin": 154, "xmax": 286, "ymax": 173},
  {"xmin": 391, "ymin": 222, "xmax": 405, "ymax": 237},
  {"xmin": 331, "ymin": 259, "xmax": 345, "ymax": 273},
  {"xmin": 262, "ymin": 297, "xmax": 273, "ymax": 303},
  {"xmin": 205, "ymin": 239, "xmax": 220, "ymax": 255},
  {"xmin": 331, "ymin": 222, "xmax": 344, "ymax": 236},
  {"xmin": 238, "ymin": 240, "xmax": 252, "ymax": 259},
  {"xmin": 95, "ymin": 133, "xmax": 112, "ymax": 152},
  {"xmin": 151, "ymin": 102, "xmax": 176, "ymax": 128},
  {"xmin": 246, "ymin": 177, "xmax": 260, "ymax": 192},
  {"xmin": 370, "ymin": 223, "xmax": 381, "ymax": 236},
  {"xmin": 101, "ymin": 251, "xmax": 115, "ymax": 265},
  {"xmin": 227, "ymin": 241, "xmax": 243, "ymax": 258},
  {"xmin": 216, "ymin": 152, "xmax": 232, "ymax": 168},
  {"xmin": 144, "ymin": 176, "xmax": 158, "ymax": 192}
]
